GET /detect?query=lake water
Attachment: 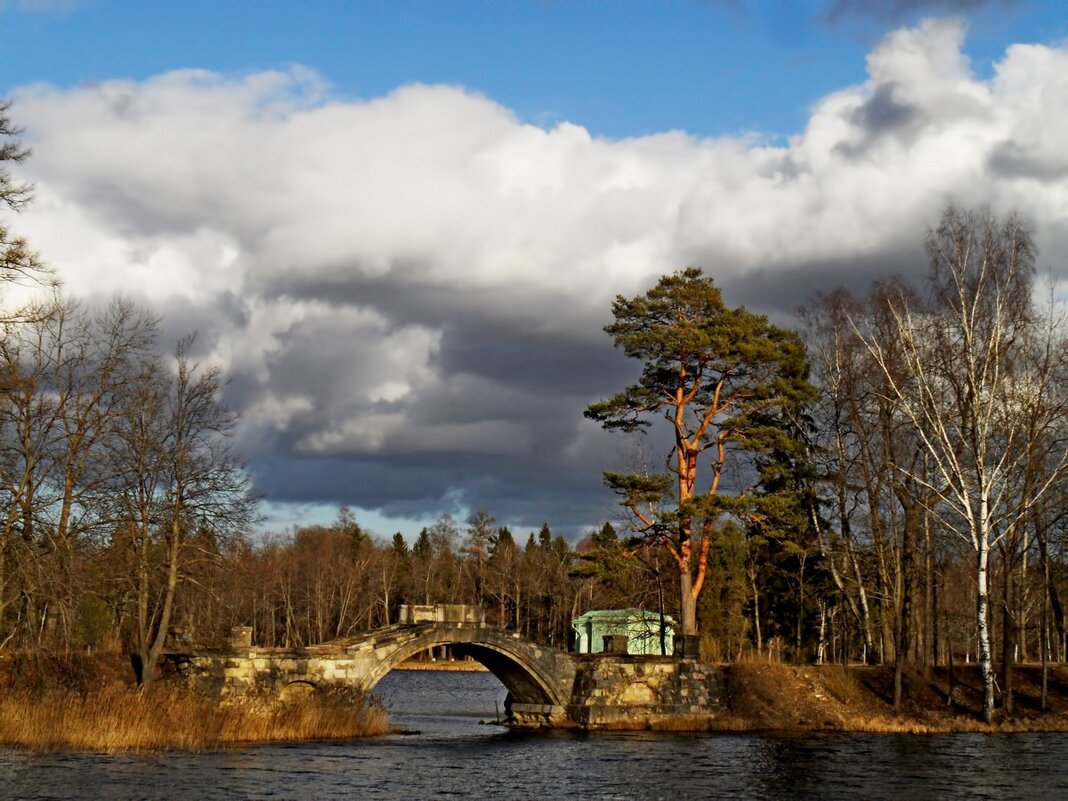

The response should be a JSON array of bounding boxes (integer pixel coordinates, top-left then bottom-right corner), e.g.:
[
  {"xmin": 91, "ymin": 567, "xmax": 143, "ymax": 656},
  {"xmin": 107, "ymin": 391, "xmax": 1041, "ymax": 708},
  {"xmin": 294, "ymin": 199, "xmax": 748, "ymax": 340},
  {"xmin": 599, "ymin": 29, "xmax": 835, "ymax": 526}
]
[{"xmin": 3, "ymin": 669, "xmax": 1068, "ymax": 800}]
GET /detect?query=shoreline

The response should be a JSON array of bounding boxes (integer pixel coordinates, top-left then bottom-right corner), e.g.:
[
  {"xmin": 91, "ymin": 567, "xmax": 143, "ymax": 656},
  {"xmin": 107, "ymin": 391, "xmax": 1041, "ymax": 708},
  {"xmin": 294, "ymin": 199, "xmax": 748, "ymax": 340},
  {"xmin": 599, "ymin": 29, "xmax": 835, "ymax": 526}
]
[
  {"xmin": 388, "ymin": 660, "xmax": 1068, "ymax": 734},
  {"xmin": 392, "ymin": 659, "xmax": 489, "ymax": 672},
  {"xmin": 701, "ymin": 661, "xmax": 1068, "ymax": 735},
  {"xmin": 6, "ymin": 656, "xmax": 1068, "ymax": 751}
]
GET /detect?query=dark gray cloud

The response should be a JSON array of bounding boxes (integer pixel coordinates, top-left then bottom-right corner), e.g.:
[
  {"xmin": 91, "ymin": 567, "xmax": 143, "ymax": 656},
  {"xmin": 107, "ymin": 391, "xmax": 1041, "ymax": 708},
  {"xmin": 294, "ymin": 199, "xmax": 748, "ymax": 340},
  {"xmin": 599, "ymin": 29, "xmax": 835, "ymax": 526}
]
[
  {"xmin": 718, "ymin": 247, "xmax": 930, "ymax": 321},
  {"xmin": 833, "ymin": 82, "xmax": 927, "ymax": 159},
  {"xmin": 988, "ymin": 141, "xmax": 1068, "ymax": 183},
  {"xmin": 212, "ymin": 254, "xmax": 641, "ymax": 528},
  {"xmin": 851, "ymin": 83, "xmax": 922, "ymax": 134}
]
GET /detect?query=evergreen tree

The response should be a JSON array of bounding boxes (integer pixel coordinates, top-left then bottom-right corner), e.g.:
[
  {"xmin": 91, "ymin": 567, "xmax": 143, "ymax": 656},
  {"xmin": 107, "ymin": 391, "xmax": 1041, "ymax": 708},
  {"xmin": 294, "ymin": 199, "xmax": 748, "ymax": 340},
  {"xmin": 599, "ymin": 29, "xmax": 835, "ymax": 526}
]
[
  {"xmin": 412, "ymin": 528, "xmax": 432, "ymax": 561},
  {"xmin": 391, "ymin": 532, "xmax": 410, "ymax": 566},
  {"xmin": 586, "ymin": 267, "xmax": 814, "ymax": 638}
]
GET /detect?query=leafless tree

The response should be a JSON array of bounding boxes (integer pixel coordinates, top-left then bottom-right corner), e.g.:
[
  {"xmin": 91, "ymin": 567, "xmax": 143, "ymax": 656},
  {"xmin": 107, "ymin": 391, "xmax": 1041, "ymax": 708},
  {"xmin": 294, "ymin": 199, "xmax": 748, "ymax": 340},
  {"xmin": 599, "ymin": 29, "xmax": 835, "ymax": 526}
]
[
  {"xmin": 463, "ymin": 510, "xmax": 495, "ymax": 608},
  {"xmin": 111, "ymin": 338, "xmax": 255, "ymax": 691},
  {"xmin": 800, "ymin": 289, "xmax": 881, "ymax": 665},
  {"xmin": 854, "ymin": 207, "xmax": 1068, "ymax": 723}
]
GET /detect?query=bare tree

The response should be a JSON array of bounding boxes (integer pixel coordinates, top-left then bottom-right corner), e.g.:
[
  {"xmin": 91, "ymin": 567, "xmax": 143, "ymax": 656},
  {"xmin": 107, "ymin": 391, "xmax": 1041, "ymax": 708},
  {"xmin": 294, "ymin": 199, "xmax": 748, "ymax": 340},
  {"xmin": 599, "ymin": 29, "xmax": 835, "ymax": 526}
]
[
  {"xmin": 463, "ymin": 510, "xmax": 495, "ymax": 608},
  {"xmin": 112, "ymin": 338, "xmax": 255, "ymax": 691},
  {"xmin": 48, "ymin": 298, "xmax": 159, "ymax": 645},
  {"xmin": 800, "ymin": 289, "xmax": 879, "ymax": 664},
  {"xmin": 855, "ymin": 207, "xmax": 1068, "ymax": 722},
  {"xmin": 0, "ymin": 300, "xmax": 62, "ymax": 648}
]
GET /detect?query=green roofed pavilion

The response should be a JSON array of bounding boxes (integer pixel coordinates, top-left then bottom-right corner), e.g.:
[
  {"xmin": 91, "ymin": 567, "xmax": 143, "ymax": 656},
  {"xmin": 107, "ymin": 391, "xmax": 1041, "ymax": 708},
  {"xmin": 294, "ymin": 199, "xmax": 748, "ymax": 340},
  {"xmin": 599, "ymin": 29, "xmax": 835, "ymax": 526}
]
[{"xmin": 571, "ymin": 609, "xmax": 675, "ymax": 656}]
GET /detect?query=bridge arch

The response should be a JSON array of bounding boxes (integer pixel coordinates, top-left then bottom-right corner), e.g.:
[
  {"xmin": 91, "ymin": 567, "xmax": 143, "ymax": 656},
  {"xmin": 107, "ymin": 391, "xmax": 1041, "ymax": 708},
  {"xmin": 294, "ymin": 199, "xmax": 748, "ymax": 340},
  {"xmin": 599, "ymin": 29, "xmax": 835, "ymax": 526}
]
[
  {"xmin": 279, "ymin": 679, "xmax": 318, "ymax": 700},
  {"xmin": 360, "ymin": 626, "xmax": 573, "ymax": 711}
]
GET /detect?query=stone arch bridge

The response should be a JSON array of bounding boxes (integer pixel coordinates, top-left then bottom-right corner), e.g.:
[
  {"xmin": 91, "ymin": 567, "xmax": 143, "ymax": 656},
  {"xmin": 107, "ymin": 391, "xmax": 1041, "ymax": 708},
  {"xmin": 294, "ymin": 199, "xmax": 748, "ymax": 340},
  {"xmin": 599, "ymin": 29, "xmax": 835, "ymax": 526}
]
[{"xmin": 177, "ymin": 605, "xmax": 724, "ymax": 729}]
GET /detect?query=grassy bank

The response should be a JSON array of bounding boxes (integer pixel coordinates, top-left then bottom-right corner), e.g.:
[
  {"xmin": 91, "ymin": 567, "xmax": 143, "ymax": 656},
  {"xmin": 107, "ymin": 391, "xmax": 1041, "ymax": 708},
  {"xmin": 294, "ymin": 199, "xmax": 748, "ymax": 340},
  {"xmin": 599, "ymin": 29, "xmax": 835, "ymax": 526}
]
[
  {"xmin": 0, "ymin": 684, "xmax": 390, "ymax": 753},
  {"xmin": 715, "ymin": 661, "xmax": 1068, "ymax": 733}
]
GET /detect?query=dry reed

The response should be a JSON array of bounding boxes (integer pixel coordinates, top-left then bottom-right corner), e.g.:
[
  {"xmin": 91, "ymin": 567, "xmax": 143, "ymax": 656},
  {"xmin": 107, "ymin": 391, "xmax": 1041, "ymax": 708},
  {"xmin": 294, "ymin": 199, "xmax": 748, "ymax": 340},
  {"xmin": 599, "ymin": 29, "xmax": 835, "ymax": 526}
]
[
  {"xmin": 0, "ymin": 684, "xmax": 390, "ymax": 753},
  {"xmin": 698, "ymin": 635, "xmax": 723, "ymax": 664},
  {"xmin": 821, "ymin": 664, "xmax": 862, "ymax": 705}
]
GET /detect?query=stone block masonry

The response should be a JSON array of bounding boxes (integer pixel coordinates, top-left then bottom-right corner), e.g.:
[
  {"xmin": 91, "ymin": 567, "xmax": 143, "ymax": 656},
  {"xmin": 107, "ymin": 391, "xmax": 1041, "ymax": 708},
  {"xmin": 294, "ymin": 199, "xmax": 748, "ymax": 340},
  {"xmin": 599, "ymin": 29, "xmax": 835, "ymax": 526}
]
[{"xmin": 566, "ymin": 655, "xmax": 725, "ymax": 729}]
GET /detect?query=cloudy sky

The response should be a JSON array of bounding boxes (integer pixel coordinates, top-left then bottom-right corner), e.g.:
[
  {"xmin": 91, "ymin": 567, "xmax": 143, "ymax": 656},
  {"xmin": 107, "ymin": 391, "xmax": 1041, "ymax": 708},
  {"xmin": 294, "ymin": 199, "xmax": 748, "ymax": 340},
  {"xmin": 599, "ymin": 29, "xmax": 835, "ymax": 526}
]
[{"xmin": 1, "ymin": 1, "xmax": 1066, "ymax": 539}]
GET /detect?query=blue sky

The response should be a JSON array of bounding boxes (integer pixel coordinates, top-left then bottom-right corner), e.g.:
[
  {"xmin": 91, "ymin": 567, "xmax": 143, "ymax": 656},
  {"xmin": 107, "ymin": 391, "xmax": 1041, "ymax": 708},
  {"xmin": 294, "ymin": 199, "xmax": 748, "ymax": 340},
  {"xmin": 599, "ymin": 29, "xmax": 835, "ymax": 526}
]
[
  {"xmin": 1, "ymin": 1, "xmax": 1067, "ymax": 540},
  {"xmin": 3, "ymin": 1, "xmax": 1063, "ymax": 139}
]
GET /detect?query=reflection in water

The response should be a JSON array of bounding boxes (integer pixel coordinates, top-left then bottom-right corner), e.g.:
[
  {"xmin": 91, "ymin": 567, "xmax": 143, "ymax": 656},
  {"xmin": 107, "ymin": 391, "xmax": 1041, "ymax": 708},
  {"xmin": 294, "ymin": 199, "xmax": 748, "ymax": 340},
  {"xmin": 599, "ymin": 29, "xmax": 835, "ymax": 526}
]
[{"xmin": 2, "ymin": 670, "xmax": 1068, "ymax": 800}]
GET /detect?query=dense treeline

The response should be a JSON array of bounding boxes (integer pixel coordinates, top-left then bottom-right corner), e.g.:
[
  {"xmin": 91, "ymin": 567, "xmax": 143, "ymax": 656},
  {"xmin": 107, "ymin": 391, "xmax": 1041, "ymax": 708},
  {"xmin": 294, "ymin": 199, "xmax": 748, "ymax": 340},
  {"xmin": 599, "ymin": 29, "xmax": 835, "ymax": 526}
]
[
  {"xmin": 174, "ymin": 511, "xmax": 671, "ymax": 653},
  {"xmin": 1, "ymin": 102, "xmax": 1066, "ymax": 722}
]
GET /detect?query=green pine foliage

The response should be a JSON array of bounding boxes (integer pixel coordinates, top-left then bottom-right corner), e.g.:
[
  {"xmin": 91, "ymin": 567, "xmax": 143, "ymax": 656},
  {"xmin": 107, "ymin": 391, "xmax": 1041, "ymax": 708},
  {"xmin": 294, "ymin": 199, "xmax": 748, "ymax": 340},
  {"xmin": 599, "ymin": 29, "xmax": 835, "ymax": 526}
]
[{"xmin": 586, "ymin": 267, "xmax": 816, "ymax": 636}]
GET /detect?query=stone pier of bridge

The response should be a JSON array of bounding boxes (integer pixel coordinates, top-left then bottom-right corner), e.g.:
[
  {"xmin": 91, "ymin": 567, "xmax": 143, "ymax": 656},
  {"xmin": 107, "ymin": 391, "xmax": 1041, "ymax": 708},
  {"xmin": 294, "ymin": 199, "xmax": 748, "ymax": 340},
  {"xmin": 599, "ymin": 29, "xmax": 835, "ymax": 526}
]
[{"xmin": 174, "ymin": 604, "xmax": 726, "ymax": 729}]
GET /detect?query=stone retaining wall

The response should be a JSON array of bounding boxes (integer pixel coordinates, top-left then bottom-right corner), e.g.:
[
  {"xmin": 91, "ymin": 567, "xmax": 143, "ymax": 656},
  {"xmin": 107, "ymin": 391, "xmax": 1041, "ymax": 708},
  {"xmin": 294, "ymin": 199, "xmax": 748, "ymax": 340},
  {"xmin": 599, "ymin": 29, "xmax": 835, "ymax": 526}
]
[{"xmin": 566, "ymin": 655, "xmax": 725, "ymax": 728}]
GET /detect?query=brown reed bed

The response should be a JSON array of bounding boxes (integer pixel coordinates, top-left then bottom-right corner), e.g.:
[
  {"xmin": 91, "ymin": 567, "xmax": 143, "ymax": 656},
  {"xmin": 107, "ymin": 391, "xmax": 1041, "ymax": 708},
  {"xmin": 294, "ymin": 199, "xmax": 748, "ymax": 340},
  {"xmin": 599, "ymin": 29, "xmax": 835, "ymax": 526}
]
[{"xmin": 0, "ymin": 683, "xmax": 390, "ymax": 753}]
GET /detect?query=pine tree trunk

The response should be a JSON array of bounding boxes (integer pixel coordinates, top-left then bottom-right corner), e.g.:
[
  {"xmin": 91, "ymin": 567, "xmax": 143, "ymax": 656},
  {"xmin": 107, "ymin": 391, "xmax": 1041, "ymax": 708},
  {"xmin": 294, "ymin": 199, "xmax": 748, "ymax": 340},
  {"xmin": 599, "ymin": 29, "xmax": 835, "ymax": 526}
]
[
  {"xmin": 679, "ymin": 567, "xmax": 697, "ymax": 637},
  {"xmin": 894, "ymin": 502, "xmax": 918, "ymax": 711},
  {"xmin": 816, "ymin": 601, "xmax": 827, "ymax": 665},
  {"xmin": 1042, "ymin": 530, "xmax": 1051, "ymax": 711},
  {"xmin": 750, "ymin": 572, "xmax": 763, "ymax": 654}
]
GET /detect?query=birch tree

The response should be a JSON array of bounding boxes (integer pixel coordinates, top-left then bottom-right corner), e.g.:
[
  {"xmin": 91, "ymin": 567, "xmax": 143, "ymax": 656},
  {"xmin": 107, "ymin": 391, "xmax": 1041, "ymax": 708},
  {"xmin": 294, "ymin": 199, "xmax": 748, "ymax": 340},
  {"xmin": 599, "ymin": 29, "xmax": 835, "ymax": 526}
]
[{"xmin": 855, "ymin": 207, "xmax": 1067, "ymax": 722}]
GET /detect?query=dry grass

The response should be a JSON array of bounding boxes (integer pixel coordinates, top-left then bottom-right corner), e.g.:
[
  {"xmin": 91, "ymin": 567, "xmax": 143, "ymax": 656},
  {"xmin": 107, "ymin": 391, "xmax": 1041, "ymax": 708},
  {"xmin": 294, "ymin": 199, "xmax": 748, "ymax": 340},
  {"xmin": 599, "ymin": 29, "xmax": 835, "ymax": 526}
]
[
  {"xmin": 822, "ymin": 664, "xmax": 863, "ymax": 705},
  {"xmin": 733, "ymin": 645, "xmax": 786, "ymax": 666},
  {"xmin": 0, "ymin": 684, "xmax": 390, "ymax": 753}
]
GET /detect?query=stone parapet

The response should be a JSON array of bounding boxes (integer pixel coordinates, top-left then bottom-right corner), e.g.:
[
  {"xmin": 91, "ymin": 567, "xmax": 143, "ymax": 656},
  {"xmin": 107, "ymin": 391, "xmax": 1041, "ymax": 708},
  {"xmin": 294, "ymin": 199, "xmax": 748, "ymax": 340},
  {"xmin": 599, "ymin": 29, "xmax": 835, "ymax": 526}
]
[{"xmin": 397, "ymin": 604, "xmax": 485, "ymax": 625}]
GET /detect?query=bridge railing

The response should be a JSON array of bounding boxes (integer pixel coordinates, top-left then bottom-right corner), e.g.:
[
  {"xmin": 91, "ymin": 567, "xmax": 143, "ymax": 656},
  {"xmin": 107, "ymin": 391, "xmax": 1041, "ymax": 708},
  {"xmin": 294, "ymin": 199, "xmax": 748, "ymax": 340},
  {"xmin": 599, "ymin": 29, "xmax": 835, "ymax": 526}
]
[{"xmin": 397, "ymin": 603, "xmax": 485, "ymax": 626}]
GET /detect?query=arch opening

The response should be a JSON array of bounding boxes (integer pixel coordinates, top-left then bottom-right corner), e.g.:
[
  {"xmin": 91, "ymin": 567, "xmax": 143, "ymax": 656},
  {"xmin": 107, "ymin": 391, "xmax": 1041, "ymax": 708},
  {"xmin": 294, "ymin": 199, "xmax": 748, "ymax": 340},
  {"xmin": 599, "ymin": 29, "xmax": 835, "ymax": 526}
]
[
  {"xmin": 280, "ymin": 679, "xmax": 318, "ymax": 700},
  {"xmin": 363, "ymin": 635, "xmax": 564, "ymax": 709},
  {"xmin": 451, "ymin": 643, "xmax": 556, "ymax": 707}
]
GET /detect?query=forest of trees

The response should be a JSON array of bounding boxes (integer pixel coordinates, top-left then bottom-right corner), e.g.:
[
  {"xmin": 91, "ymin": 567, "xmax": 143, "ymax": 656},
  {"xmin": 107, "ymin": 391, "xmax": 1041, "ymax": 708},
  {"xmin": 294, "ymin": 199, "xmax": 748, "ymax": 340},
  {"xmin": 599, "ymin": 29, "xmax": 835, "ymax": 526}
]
[
  {"xmin": 169, "ymin": 512, "xmax": 657, "ymax": 653},
  {"xmin": 0, "ymin": 101, "xmax": 1066, "ymax": 719}
]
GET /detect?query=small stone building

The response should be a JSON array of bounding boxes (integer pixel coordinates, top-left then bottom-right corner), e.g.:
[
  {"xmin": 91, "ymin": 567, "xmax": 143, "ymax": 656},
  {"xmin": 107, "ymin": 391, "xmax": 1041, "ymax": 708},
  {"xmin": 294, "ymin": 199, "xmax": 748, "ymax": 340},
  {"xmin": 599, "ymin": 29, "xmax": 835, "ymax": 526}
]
[{"xmin": 571, "ymin": 609, "xmax": 675, "ymax": 656}]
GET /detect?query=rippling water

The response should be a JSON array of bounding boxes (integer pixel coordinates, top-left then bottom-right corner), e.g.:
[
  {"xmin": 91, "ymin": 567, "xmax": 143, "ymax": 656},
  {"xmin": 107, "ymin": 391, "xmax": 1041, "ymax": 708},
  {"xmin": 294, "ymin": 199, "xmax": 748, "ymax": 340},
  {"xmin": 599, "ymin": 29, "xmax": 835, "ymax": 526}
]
[{"xmin": 3, "ymin": 670, "xmax": 1068, "ymax": 800}]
